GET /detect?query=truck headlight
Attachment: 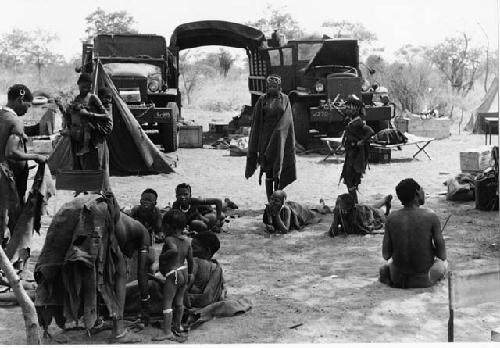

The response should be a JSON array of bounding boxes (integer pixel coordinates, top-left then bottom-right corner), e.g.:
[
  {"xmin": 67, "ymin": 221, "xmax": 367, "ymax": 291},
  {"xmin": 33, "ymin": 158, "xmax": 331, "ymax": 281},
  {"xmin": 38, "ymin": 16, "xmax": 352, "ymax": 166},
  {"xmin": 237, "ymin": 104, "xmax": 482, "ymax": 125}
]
[
  {"xmin": 315, "ymin": 81, "xmax": 324, "ymax": 93},
  {"xmin": 148, "ymin": 80, "xmax": 160, "ymax": 92}
]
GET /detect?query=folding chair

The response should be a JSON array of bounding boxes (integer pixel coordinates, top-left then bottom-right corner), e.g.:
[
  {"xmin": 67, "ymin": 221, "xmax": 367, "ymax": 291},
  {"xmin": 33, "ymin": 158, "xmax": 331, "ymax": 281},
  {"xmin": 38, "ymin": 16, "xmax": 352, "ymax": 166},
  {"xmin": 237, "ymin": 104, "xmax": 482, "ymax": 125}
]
[
  {"xmin": 448, "ymin": 268, "xmax": 500, "ymax": 341},
  {"xmin": 320, "ymin": 132, "xmax": 344, "ymax": 161}
]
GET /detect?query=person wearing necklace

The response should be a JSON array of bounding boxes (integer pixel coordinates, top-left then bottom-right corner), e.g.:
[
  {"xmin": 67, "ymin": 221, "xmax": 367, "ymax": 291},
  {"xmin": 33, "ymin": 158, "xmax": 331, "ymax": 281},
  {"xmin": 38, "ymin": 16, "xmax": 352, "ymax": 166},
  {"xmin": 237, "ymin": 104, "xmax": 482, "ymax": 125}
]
[{"xmin": 171, "ymin": 183, "xmax": 223, "ymax": 260}]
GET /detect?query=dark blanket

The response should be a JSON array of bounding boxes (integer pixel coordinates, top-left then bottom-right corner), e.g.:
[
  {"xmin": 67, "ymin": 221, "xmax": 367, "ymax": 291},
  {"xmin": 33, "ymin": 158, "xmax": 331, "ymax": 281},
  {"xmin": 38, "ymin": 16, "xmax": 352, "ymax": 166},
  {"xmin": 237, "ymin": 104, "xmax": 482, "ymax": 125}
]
[
  {"xmin": 330, "ymin": 194, "xmax": 385, "ymax": 236},
  {"xmin": 124, "ymin": 258, "xmax": 250, "ymax": 329},
  {"xmin": 34, "ymin": 193, "xmax": 124, "ymax": 330},
  {"xmin": 125, "ymin": 258, "xmax": 225, "ymax": 314},
  {"xmin": 5, "ymin": 163, "xmax": 55, "ymax": 267},
  {"xmin": 340, "ymin": 118, "xmax": 374, "ymax": 187},
  {"xmin": 263, "ymin": 201, "xmax": 321, "ymax": 232},
  {"xmin": 246, "ymin": 93, "xmax": 296, "ymax": 189}
]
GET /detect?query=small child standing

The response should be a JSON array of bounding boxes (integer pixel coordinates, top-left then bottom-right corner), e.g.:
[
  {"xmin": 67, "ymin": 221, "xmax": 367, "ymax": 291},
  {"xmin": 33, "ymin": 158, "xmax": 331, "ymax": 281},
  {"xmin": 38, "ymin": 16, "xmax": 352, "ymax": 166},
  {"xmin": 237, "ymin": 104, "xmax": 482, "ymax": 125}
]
[{"xmin": 153, "ymin": 209, "xmax": 194, "ymax": 342}]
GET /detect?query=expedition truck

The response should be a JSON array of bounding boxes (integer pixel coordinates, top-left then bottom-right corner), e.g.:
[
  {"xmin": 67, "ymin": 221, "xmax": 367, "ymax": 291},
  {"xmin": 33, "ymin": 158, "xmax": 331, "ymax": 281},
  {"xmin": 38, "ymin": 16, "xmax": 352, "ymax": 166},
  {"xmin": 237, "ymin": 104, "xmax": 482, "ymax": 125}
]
[
  {"xmin": 80, "ymin": 34, "xmax": 180, "ymax": 152},
  {"xmin": 248, "ymin": 39, "xmax": 393, "ymax": 147}
]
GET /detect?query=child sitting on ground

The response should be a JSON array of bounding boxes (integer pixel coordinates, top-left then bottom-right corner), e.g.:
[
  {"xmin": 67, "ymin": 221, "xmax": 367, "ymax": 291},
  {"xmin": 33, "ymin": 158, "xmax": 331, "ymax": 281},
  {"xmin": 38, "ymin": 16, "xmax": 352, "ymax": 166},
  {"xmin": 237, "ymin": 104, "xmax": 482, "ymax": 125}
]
[
  {"xmin": 263, "ymin": 190, "xmax": 323, "ymax": 234},
  {"xmin": 128, "ymin": 188, "xmax": 164, "ymax": 243},
  {"xmin": 153, "ymin": 209, "xmax": 194, "ymax": 342}
]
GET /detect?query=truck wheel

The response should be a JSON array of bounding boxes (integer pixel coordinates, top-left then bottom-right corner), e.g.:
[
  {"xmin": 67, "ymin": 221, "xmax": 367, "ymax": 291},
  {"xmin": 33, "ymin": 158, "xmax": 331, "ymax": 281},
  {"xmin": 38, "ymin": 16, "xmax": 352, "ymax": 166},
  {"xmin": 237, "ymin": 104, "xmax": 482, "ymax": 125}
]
[
  {"xmin": 159, "ymin": 102, "xmax": 179, "ymax": 152},
  {"xmin": 159, "ymin": 122, "xmax": 177, "ymax": 152},
  {"xmin": 292, "ymin": 102, "xmax": 310, "ymax": 148}
]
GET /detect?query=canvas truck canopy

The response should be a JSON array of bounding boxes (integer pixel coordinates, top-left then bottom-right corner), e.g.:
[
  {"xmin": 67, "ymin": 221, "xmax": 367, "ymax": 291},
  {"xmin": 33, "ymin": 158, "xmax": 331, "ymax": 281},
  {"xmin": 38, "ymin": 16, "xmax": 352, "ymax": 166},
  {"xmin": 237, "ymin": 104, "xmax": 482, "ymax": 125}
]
[
  {"xmin": 304, "ymin": 39, "xmax": 359, "ymax": 75},
  {"xmin": 94, "ymin": 34, "xmax": 167, "ymax": 58},
  {"xmin": 169, "ymin": 20, "xmax": 266, "ymax": 51}
]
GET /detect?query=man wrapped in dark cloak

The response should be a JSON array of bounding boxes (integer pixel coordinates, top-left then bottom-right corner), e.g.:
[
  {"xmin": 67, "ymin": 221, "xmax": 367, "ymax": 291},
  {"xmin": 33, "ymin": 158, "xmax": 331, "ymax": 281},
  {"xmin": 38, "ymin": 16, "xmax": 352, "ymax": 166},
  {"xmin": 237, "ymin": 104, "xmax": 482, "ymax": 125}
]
[
  {"xmin": 245, "ymin": 74, "xmax": 297, "ymax": 201},
  {"xmin": 339, "ymin": 95, "xmax": 375, "ymax": 204}
]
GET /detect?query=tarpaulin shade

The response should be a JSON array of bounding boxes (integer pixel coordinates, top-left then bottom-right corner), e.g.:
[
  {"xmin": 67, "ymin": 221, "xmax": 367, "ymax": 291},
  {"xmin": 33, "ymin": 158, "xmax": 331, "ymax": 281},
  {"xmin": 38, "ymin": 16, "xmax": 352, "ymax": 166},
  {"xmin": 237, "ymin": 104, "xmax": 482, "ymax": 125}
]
[
  {"xmin": 170, "ymin": 20, "xmax": 266, "ymax": 51},
  {"xmin": 94, "ymin": 34, "xmax": 167, "ymax": 58},
  {"xmin": 304, "ymin": 40, "xmax": 359, "ymax": 75}
]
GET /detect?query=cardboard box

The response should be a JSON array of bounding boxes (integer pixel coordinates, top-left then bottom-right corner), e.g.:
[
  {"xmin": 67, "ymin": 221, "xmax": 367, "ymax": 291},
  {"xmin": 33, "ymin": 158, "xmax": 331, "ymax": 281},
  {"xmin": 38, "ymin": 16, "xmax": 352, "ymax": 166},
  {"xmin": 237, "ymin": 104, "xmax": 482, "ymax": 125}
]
[
  {"xmin": 407, "ymin": 117, "xmax": 452, "ymax": 139},
  {"xmin": 460, "ymin": 146, "xmax": 493, "ymax": 172},
  {"xmin": 209, "ymin": 123, "xmax": 229, "ymax": 134},
  {"xmin": 178, "ymin": 125, "xmax": 203, "ymax": 148}
]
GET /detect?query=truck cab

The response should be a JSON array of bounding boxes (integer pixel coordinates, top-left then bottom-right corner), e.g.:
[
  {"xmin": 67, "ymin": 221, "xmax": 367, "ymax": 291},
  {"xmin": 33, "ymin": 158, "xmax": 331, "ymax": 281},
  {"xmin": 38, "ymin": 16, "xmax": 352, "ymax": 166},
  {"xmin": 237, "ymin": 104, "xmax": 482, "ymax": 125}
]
[
  {"xmin": 249, "ymin": 39, "xmax": 393, "ymax": 147},
  {"xmin": 81, "ymin": 34, "xmax": 180, "ymax": 152}
]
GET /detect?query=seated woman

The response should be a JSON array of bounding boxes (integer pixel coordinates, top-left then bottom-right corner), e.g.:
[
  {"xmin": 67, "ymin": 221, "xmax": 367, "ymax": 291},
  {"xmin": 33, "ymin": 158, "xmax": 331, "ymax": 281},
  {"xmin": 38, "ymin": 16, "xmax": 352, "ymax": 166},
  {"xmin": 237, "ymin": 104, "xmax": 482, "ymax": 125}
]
[
  {"xmin": 328, "ymin": 193, "xmax": 392, "ymax": 237},
  {"xmin": 263, "ymin": 190, "xmax": 323, "ymax": 234}
]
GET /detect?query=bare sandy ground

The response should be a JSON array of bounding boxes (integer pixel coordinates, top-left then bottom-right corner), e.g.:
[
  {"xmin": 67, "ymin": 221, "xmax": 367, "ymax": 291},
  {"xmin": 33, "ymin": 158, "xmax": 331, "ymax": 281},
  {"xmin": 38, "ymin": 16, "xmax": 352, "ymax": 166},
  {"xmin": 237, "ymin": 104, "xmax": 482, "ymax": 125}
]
[{"xmin": 0, "ymin": 120, "xmax": 499, "ymax": 343}]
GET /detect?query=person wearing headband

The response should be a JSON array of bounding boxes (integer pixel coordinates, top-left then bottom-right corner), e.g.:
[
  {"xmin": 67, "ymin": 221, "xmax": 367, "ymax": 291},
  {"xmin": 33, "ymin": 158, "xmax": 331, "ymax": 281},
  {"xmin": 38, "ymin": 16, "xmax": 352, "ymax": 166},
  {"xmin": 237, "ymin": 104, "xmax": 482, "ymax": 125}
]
[
  {"xmin": 246, "ymin": 74, "xmax": 297, "ymax": 202},
  {"xmin": 1, "ymin": 84, "xmax": 47, "ymax": 245}
]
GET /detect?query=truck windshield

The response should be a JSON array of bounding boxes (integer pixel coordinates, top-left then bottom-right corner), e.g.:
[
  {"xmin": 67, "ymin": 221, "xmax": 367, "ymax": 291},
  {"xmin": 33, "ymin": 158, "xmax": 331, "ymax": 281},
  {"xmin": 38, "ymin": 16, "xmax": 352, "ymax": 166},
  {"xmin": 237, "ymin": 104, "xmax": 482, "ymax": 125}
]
[
  {"xmin": 103, "ymin": 62, "xmax": 161, "ymax": 78},
  {"xmin": 298, "ymin": 43, "xmax": 322, "ymax": 61}
]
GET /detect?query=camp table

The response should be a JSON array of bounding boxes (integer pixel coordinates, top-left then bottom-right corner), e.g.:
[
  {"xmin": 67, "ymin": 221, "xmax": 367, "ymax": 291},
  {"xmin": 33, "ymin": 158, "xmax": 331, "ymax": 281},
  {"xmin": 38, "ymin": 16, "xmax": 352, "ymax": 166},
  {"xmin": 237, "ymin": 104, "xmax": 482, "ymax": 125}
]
[
  {"xmin": 369, "ymin": 132, "xmax": 435, "ymax": 160},
  {"xmin": 484, "ymin": 116, "xmax": 498, "ymax": 145}
]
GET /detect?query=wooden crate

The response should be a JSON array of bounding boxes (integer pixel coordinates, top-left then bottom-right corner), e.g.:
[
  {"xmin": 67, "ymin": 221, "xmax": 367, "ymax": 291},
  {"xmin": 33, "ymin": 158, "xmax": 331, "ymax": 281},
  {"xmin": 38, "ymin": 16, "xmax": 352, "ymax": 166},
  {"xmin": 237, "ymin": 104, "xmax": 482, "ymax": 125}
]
[
  {"xmin": 209, "ymin": 123, "xmax": 229, "ymax": 134},
  {"xmin": 369, "ymin": 146, "xmax": 391, "ymax": 164},
  {"xmin": 460, "ymin": 146, "xmax": 493, "ymax": 172},
  {"xmin": 407, "ymin": 117, "xmax": 452, "ymax": 139},
  {"xmin": 178, "ymin": 125, "xmax": 203, "ymax": 148}
]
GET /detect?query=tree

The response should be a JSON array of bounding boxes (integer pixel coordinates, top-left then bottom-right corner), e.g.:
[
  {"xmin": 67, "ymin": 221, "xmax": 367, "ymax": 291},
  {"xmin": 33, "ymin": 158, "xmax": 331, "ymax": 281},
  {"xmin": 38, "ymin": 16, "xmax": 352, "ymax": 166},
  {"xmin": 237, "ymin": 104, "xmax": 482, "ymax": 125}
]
[
  {"xmin": 426, "ymin": 33, "xmax": 483, "ymax": 97},
  {"xmin": 217, "ymin": 49, "xmax": 236, "ymax": 77},
  {"xmin": 246, "ymin": 4, "xmax": 303, "ymax": 40},
  {"xmin": 84, "ymin": 7, "xmax": 138, "ymax": 40},
  {"xmin": 179, "ymin": 51, "xmax": 217, "ymax": 105},
  {"xmin": 0, "ymin": 248, "xmax": 40, "ymax": 344},
  {"xmin": 321, "ymin": 20, "xmax": 377, "ymax": 42},
  {"xmin": 24, "ymin": 30, "xmax": 64, "ymax": 82},
  {"xmin": 0, "ymin": 29, "xmax": 30, "ymax": 72}
]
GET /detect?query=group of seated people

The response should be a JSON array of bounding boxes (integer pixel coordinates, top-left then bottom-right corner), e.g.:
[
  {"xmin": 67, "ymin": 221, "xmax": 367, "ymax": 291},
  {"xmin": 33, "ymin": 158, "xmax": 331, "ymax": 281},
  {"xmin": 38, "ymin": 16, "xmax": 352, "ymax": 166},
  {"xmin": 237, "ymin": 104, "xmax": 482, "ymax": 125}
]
[
  {"xmin": 122, "ymin": 183, "xmax": 231, "ymax": 341},
  {"xmin": 259, "ymin": 178, "xmax": 448, "ymax": 290}
]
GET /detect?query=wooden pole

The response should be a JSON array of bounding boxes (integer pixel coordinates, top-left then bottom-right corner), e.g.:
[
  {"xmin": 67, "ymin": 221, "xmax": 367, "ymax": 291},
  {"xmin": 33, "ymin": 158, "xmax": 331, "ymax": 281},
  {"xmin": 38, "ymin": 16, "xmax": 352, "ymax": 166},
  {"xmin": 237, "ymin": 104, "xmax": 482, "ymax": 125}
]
[
  {"xmin": 0, "ymin": 247, "xmax": 40, "ymax": 344},
  {"xmin": 448, "ymin": 271, "xmax": 454, "ymax": 342}
]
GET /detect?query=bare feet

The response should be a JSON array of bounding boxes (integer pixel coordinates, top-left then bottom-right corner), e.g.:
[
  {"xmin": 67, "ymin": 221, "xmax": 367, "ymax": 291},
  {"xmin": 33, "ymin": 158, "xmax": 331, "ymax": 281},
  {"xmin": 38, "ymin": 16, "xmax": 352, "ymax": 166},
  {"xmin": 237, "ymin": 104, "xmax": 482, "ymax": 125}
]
[
  {"xmin": 152, "ymin": 332, "xmax": 187, "ymax": 342},
  {"xmin": 109, "ymin": 330, "xmax": 142, "ymax": 344}
]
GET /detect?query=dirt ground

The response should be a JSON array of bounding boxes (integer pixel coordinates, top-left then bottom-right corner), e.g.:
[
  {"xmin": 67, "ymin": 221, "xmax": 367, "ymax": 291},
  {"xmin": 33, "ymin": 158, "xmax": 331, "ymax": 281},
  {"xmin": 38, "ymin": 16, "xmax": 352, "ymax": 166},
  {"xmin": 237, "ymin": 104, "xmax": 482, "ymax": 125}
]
[{"xmin": 1, "ymin": 118, "xmax": 499, "ymax": 343}]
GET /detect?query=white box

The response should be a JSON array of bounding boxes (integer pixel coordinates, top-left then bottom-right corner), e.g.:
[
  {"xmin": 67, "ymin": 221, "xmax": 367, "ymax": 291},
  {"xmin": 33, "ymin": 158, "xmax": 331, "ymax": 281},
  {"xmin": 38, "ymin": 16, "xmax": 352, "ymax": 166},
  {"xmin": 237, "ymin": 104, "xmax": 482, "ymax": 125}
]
[{"xmin": 459, "ymin": 146, "xmax": 493, "ymax": 172}]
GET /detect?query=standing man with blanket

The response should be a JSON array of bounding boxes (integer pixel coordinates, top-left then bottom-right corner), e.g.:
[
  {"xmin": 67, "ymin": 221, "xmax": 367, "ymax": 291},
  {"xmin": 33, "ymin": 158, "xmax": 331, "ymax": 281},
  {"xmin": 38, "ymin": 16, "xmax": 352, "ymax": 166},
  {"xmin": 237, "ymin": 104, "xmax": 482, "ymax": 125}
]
[
  {"xmin": 245, "ymin": 74, "xmax": 297, "ymax": 202},
  {"xmin": 340, "ymin": 95, "xmax": 374, "ymax": 204},
  {"xmin": 1, "ymin": 84, "xmax": 47, "ymax": 247}
]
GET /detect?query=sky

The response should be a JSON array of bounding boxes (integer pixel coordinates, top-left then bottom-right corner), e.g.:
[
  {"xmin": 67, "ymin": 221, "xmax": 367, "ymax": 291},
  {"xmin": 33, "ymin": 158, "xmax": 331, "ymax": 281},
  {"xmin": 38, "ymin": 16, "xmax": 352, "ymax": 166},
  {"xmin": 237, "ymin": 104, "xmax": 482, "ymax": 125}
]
[{"xmin": 1, "ymin": 0, "xmax": 498, "ymax": 62}]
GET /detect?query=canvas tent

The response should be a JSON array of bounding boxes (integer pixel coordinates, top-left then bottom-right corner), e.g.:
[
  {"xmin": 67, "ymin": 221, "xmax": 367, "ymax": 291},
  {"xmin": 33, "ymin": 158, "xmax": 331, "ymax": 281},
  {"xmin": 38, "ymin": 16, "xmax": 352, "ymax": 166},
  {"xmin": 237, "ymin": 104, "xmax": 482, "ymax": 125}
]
[
  {"xmin": 169, "ymin": 20, "xmax": 266, "ymax": 51},
  {"xmin": 48, "ymin": 63, "xmax": 176, "ymax": 175},
  {"xmin": 466, "ymin": 77, "xmax": 499, "ymax": 134}
]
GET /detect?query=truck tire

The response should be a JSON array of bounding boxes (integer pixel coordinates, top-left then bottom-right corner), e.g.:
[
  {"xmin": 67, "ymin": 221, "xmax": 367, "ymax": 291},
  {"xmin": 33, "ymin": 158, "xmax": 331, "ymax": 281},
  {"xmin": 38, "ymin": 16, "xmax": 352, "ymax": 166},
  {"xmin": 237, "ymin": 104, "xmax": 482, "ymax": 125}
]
[
  {"xmin": 159, "ymin": 102, "xmax": 179, "ymax": 152},
  {"xmin": 292, "ymin": 102, "xmax": 310, "ymax": 148}
]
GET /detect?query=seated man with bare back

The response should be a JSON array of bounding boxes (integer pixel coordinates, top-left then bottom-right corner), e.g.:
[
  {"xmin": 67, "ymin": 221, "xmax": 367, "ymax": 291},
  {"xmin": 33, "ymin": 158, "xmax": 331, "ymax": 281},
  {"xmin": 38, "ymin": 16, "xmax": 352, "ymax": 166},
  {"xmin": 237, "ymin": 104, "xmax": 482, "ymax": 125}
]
[
  {"xmin": 153, "ymin": 209, "xmax": 194, "ymax": 342},
  {"xmin": 379, "ymin": 178, "xmax": 448, "ymax": 289}
]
